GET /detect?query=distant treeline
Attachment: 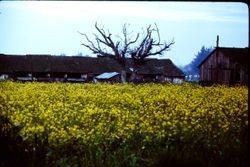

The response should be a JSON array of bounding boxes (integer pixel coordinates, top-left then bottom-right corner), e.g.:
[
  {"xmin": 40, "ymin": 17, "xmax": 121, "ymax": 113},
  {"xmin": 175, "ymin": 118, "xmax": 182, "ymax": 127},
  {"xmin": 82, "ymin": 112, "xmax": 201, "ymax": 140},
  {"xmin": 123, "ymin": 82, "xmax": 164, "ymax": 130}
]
[{"xmin": 180, "ymin": 46, "xmax": 213, "ymax": 81}]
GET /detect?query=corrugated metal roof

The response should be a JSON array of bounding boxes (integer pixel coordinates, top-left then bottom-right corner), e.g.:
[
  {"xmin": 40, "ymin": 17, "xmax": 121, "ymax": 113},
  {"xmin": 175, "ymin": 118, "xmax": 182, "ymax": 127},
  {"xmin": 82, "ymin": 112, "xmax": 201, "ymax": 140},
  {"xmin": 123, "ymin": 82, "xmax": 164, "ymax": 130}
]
[{"xmin": 95, "ymin": 72, "xmax": 119, "ymax": 79}]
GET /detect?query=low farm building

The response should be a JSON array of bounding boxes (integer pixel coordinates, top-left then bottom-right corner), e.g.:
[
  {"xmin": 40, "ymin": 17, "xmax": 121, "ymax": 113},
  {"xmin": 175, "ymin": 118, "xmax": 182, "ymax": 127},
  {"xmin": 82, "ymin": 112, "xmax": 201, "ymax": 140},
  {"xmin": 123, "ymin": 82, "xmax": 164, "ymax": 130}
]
[
  {"xmin": 198, "ymin": 47, "xmax": 248, "ymax": 85},
  {"xmin": 0, "ymin": 54, "xmax": 185, "ymax": 83}
]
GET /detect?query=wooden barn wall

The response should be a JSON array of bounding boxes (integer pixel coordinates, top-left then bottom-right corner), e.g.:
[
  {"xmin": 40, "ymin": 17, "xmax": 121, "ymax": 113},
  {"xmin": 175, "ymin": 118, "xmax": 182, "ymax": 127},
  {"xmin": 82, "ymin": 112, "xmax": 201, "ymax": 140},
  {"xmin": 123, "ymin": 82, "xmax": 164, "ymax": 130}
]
[
  {"xmin": 200, "ymin": 51, "xmax": 219, "ymax": 82},
  {"xmin": 200, "ymin": 50, "xmax": 248, "ymax": 85}
]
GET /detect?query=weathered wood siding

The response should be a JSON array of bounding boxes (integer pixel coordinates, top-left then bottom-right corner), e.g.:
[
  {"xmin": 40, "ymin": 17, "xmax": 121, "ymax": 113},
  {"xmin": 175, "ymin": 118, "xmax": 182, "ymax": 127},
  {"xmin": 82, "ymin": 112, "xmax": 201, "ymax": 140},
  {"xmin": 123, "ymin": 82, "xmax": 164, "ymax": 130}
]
[{"xmin": 200, "ymin": 49, "xmax": 248, "ymax": 85}]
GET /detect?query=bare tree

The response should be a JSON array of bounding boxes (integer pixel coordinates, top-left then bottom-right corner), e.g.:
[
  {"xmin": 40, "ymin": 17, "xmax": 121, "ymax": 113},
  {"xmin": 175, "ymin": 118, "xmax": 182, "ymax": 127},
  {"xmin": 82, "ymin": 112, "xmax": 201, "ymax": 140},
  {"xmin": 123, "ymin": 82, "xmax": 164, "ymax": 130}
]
[
  {"xmin": 79, "ymin": 22, "xmax": 174, "ymax": 82},
  {"xmin": 130, "ymin": 23, "xmax": 174, "ymax": 64}
]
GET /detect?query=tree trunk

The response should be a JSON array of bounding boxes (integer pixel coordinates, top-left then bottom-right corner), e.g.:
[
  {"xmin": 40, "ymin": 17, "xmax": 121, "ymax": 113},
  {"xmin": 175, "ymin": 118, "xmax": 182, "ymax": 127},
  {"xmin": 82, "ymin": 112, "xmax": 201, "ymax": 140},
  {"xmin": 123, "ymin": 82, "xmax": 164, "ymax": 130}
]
[
  {"xmin": 129, "ymin": 62, "xmax": 139, "ymax": 83},
  {"xmin": 129, "ymin": 72, "xmax": 136, "ymax": 82},
  {"xmin": 121, "ymin": 70, "xmax": 127, "ymax": 83}
]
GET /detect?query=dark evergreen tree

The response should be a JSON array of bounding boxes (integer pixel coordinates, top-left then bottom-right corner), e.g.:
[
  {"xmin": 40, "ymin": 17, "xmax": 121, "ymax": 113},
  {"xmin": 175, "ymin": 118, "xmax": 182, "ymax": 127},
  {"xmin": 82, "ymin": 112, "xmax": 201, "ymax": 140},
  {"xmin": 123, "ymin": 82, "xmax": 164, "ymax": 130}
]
[{"xmin": 181, "ymin": 46, "xmax": 213, "ymax": 81}]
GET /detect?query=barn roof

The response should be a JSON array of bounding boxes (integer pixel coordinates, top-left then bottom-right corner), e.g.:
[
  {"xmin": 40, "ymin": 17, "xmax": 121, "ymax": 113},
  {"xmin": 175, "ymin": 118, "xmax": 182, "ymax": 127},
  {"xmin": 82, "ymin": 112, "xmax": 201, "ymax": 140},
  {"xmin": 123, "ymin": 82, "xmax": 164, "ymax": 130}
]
[
  {"xmin": 0, "ymin": 54, "xmax": 184, "ymax": 77},
  {"xmin": 198, "ymin": 47, "xmax": 249, "ymax": 68}
]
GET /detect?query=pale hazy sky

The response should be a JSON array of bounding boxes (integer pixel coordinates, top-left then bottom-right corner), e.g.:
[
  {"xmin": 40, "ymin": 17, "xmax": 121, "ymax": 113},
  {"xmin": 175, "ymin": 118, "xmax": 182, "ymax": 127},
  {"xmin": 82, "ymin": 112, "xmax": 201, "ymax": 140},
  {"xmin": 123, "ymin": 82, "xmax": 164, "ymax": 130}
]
[{"xmin": 0, "ymin": 1, "xmax": 248, "ymax": 66}]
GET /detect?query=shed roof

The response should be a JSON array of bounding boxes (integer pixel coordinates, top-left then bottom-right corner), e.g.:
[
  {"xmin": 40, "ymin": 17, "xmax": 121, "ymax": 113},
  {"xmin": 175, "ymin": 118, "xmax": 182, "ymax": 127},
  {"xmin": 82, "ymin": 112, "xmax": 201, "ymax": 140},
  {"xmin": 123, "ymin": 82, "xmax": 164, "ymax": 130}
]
[
  {"xmin": 126, "ymin": 59, "xmax": 184, "ymax": 76},
  {"xmin": 0, "ymin": 54, "xmax": 184, "ymax": 77}
]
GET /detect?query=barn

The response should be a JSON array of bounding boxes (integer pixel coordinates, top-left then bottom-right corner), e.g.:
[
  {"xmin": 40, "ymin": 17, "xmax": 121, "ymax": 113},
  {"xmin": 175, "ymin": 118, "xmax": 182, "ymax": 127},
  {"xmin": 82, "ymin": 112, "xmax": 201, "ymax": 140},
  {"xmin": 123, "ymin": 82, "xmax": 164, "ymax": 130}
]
[
  {"xmin": 198, "ymin": 47, "xmax": 248, "ymax": 85},
  {"xmin": 0, "ymin": 54, "xmax": 185, "ymax": 83}
]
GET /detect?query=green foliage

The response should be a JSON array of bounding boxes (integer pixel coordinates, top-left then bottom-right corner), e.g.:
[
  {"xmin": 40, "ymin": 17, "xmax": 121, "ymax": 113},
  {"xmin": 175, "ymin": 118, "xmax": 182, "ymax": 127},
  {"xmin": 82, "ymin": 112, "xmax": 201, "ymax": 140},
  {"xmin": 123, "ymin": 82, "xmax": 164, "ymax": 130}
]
[{"xmin": 0, "ymin": 81, "xmax": 248, "ymax": 166}]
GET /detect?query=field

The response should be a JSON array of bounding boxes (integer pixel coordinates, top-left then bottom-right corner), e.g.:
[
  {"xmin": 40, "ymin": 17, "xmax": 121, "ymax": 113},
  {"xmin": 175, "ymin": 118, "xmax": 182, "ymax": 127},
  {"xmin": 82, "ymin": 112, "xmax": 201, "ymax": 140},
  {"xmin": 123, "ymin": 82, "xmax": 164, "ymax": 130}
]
[{"xmin": 0, "ymin": 81, "xmax": 248, "ymax": 167}]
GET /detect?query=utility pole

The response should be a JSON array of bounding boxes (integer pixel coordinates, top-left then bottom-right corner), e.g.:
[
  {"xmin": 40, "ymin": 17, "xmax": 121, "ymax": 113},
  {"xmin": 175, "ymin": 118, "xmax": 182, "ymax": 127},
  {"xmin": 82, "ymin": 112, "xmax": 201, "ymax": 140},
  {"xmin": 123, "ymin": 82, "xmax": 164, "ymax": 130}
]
[
  {"xmin": 216, "ymin": 35, "xmax": 219, "ymax": 48},
  {"xmin": 215, "ymin": 35, "xmax": 219, "ymax": 83}
]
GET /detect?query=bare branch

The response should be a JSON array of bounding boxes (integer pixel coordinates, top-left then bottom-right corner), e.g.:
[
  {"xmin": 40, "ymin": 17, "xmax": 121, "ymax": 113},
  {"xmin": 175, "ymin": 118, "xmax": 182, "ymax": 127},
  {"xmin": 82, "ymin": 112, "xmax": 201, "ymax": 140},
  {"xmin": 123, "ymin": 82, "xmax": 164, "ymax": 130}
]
[
  {"xmin": 78, "ymin": 30, "xmax": 114, "ymax": 57},
  {"xmin": 154, "ymin": 23, "xmax": 161, "ymax": 45},
  {"xmin": 95, "ymin": 22, "xmax": 111, "ymax": 46},
  {"xmin": 127, "ymin": 33, "xmax": 139, "ymax": 46},
  {"xmin": 121, "ymin": 24, "xmax": 140, "ymax": 57},
  {"xmin": 147, "ymin": 39, "xmax": 175, "ymax": 56},
  {"xmin": 129, "ymin": 24, "xmax": 174, "ymax": 63},
  {"xmin": 79, "ymin": 22, "xmax": 174, "ymax": 68}
]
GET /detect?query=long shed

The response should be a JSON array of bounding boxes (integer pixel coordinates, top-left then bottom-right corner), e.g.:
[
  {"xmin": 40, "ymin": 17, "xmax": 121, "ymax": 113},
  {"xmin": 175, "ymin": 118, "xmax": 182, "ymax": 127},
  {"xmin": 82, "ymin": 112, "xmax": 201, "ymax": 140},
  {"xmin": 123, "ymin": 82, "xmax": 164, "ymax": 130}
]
[{"xmin": 0, "ymin": 54, "xmax": 185, "ymax": 83}]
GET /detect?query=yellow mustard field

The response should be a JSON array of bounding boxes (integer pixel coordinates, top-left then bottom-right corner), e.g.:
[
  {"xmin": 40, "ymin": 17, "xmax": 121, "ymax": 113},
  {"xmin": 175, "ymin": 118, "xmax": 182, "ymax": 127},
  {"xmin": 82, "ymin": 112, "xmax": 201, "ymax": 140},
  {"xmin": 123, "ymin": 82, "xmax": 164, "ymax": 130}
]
[{"xmin": 0, "ymin": 81, "xmax": 248, "ymax": 167}]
